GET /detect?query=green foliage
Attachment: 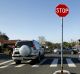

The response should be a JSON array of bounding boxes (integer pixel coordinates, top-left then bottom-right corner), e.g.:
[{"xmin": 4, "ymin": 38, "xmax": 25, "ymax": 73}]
[
  {"xmin": 53, "ymin": 43, "xmax": 60, "ymax": 49},
  {"xmin": 46, "ymin": 41, "xmax": 53, "ymax": 49},
  {"xmin": 70, "ymin": 42, "xmax": 76, "ymax": 47},
  {"xmin": 0, "ymin": 32, "xmax": 9, "ymax": 40},
  {"xmin": 63, "ymin": 42, "xmax": 70, "ymax": 48},
  {"xmin": 0, "ymin": 35, "xmax": 9, "ymax": 40},
  {"xmin": 45, "ymin": 41, "xmax": 76, "ymax": 53}
]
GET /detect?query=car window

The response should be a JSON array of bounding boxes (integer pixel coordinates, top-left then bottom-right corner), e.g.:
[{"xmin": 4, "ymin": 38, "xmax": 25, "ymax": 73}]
[
  {"xmin": 33, "ymin": 41, "xmax": 41, "ymax": 49},
  {"xmin": 15, "ymin": 41, "xmax": 33, "ymax": 48}
]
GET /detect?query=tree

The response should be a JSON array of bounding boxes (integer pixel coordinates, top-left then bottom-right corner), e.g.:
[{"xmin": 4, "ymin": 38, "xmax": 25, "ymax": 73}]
[
  {"xmin": 0, "ymin": 32, "xmax": 9, "ymax": 40},
  {"xmin": 46, "ymin": 41, "xmax": 53, "ymax": 49},
  {"xmin": 70, "ymin": 42, "xmax": 76, "ymax": 47},
  {"xmin": 63, "ymin": 42, "xmax": 69, "ymax": 48},
  {"xmin": 38, "ymin": 36, "xmax": 46, "ymax": 45},
  {"xmin": 63, "ymin": 42, "xmax": 75, "ymax": 49},
  {"xmin": 78, "ymin": 39, "xmax": 80, "ymax": 45},
  {"xmin": 53, "ymin": 43, "xmax": 60, "ymax": 49},
  {"xmin": 45, "ymin": 41, "xmax": 54, "ymax": 52}
]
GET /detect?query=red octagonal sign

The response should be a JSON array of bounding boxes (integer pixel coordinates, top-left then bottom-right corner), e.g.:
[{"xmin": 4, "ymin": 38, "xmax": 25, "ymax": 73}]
[{"xmin": 55, "ymin": 4, "xmax": 69, "ymax": 17}]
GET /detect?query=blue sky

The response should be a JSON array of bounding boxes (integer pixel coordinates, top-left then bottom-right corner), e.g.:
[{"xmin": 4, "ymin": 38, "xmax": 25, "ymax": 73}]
[{"xmin": 0, "ymin": 0, "xmax": 80, "ymax": 43}]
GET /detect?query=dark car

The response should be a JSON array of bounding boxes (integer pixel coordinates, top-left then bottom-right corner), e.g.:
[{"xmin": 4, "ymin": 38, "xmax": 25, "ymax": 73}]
[
  {"xmin": 72, "ymin": 48, "xmax": 79, "ymax": 54},
  {"xmin": 58, "ymin": 48, "xmax": 73, "ymax": 54}
]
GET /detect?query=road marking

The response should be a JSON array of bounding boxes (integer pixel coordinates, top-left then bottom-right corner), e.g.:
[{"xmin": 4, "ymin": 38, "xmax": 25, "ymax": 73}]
[
  {"xmin": 0, "ymin": 65, "xmax": 9, "ymax": 68},
  {"xmin": 10, "ymin": 62, "xmax": 15, "ymax": 65},
  {"xmin": 39, "ymin": 59, "xmax": 47, "ymax": 64},
  {"xmin": 50, "ymin": 58, "xmax": 58, "ymax": 67},
  {"xmin": 32, "ymin": 59, "xmax": 47, "ymax": 68},
  {"xmin": 32, "ymin": 65, "xmax": 39, "ymax": 67},
  {"xmin": 0, "ymin": 60, "xmax": 13, "ymax": 66},
  {"xmin": 15, "ymin": 64, "xmax": 25, "ymax": 68},
  {"xmin": 26, "ymin": 60, "xmax": 31, "ymax": 63},
  {"xmin": 66, "ymin": 58, "xmax": 76, "ymax": 67},
  {"xmin": 0, "ymin": 61, "xmax": 16, "ymax": 69}
]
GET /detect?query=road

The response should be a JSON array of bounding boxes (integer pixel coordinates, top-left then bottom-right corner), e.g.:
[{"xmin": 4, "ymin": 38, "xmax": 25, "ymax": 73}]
[{"xmin": 0, "ymin": 53, "xmax": 80, "ymax": 74}]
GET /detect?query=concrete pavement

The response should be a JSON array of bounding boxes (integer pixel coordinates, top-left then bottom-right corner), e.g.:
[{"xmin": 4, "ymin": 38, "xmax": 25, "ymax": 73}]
[{"xmin": 0, "ymin": 54, "xmax": 80, "ymax": 74}]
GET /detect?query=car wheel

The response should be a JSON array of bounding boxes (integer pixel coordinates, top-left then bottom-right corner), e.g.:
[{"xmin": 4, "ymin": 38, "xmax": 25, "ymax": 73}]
[
  {"xmin": 15, "ymin": 60, "xmax": 21, "ymax": 64},
  {"xmin": 37, "ymin": 53, "xmax": 41, "ymax": 62},
  {"xmin": 41, "ymin": 54, "xmax": 44, "ymax": 59}
]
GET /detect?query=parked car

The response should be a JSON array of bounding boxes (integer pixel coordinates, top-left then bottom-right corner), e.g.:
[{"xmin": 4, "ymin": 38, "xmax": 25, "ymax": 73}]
[
  {"xmin": 78, "ymin": 52, "xmax": 80, "ymax": 61},
  {"xmin": 12, "ymin": 40, "xmax": 44, "ymax": 64},
  {"xmin": 53, "ymin": 49, "xmax": 60, "ymax": 54},
  {"xmin": 72, "ymin": 48, "xmax": 79, "ymax": 54},
  {"xmin": 58, "ymin": 48, "xmax": 73, "ymax": 54},
  {"xmin": 58, "ymin": 48, "xmax": 79, "ymax": 54},
  {"xmin": 64, "ymin": 48, "xmax": 73, "ymax": 54}
]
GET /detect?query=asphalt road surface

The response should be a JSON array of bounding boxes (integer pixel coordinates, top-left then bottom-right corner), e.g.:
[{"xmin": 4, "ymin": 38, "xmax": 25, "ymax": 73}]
[{"xmin": 0, "ymin": 53, "xmax": 80, "ymax": 74}]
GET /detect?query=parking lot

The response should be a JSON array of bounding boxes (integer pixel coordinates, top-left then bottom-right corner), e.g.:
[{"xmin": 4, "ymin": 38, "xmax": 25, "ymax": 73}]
[{"xmin": 0, "ymin": 53, "xmax": 80, "ymax": 74}]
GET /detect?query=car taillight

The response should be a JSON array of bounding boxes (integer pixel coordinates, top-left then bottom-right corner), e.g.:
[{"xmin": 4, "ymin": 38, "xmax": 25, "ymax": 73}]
[
  {"xmin": 32, "ymin": 45, "xmax": 36, "ymax": 50},
  {"xmin": 32, "ymin": 45, "xmax": 35, "ymax": 48}
]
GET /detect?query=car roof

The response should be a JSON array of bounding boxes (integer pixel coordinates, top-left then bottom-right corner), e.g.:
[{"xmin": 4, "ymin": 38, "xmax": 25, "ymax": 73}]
[{"xmin": 17, "ymin": 40, "xmax": 35, "ymax": 42}]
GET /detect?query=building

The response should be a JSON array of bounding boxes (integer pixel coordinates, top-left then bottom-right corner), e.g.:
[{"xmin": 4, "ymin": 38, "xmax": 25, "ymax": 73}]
[
  {"xmin": 0, "ymin": 40, "xmax": 19, "ymax": 53},
  {"xmin": 0, "ymin": 40, "xmax": 18, "ymax": 45}
]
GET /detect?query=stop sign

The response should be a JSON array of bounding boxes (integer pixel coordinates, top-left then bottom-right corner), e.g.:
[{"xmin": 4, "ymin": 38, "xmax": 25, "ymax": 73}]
[{"xmin": 55, "ymin": 4, "xmax": 69, "ymax": 17}]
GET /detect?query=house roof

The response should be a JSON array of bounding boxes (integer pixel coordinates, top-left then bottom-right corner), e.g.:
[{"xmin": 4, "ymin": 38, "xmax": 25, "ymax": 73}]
[
  {"xmin": 0, "ymin": 40, "xmax": 18, "ymax": 44},
  {"xmin": 73, "ymin": 45, "xmax": 80, "ymax": 48}
]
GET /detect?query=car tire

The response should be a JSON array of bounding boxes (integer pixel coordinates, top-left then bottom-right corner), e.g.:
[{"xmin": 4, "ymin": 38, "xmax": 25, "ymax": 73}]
[
  {"xmin": 37, "ymin": 53, "xmax": 41, "ymax": 62},
  {"xmin": 15, "ymin": 60, "xmax": 21, "ymax": 64},
  {"xmin": 41, "ymin": 54, "xmax": 44, "ymax": 59}
]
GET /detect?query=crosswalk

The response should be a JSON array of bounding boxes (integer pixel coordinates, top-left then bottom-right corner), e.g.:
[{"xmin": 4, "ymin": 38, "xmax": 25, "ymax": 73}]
[
  {"xmin": 15, "ymin": 64, "xmax": 25, "ymax": 68},
  {"xmin": 0, "ymin": 60, "xmax": 13, "ymax": 65},
  {"xmin": 66, "ymin": 58, "xmax": 76, "ymax": 67},
  {"xmin": 32, "ymin": 59, "xmax": 47, "ymax": 67},
  {"xmin": 0, "ymin": 58, "xmax": 79, "ymax": 69},
  {"xmin": 50, "ymin": 58, "xmax": 58, "ymax": 67}
]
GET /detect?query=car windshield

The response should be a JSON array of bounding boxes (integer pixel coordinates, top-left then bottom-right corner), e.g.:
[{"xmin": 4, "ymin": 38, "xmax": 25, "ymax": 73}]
[{"xmin": 15, "ymin": 41, "xmax": 33, "ymax": 48}]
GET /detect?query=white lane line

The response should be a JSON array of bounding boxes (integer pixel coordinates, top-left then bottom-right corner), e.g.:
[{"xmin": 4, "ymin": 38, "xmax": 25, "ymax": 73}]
[
  {"xmin": 50, "ymin": 58, "xmax": 58, "ymax": 67},
  {"xmin": 0, "ymin": 60, "xmax": 13, "ymax": 66},
  {"xmin": 32, "ymin": 65, "xmax": 39, "ymax": 67},
  {"xmin": 0, "ymin": 65, "xmax": 9, "ymax": 68},
  {"xmin": 26, "ymin": 60, "xmax": 31, "ymax": 63},
  {"xmin": 15, "ymin": 64, "xmax": 25, "ymax": 68},
  {"xmin": 0, "ymin": 61, "xmax": 15, "ymax": 69},
  {"xmin": 66, "ymin": 58, "xmax": 76, "ymax": 67},
  {"xmin": 10, "ymin": 62, "xmax": 15, "ymax": 65},
  {"xmin": 32, "ymin": 59, "xmax": 47, "ymax": 68}
]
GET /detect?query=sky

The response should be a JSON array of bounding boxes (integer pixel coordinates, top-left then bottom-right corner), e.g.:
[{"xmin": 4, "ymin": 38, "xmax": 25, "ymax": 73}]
[{"xmin": 0, "ymin": 0, "xmax": 80, "ymax": 43}]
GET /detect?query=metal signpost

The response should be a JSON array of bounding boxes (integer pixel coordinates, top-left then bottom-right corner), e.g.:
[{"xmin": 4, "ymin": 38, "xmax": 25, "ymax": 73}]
[{"xmin": 55, "ymin": 4, "xmax": 69, "ymax": 74}]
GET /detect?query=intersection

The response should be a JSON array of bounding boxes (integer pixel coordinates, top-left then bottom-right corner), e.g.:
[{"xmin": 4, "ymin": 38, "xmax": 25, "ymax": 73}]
[{"xmin": 0, "ymin": 54, "xmax": 79, "ymax": 74}]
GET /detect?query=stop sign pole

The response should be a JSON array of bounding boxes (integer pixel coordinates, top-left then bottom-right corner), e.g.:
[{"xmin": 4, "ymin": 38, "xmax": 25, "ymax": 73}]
[
  {"xmin": 61, "ymin": 16, "xmax": 63, "ymax": 73},
  {"xmin": 55, "ymin": 4, "xmax": 69, "ymax": 74}
]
